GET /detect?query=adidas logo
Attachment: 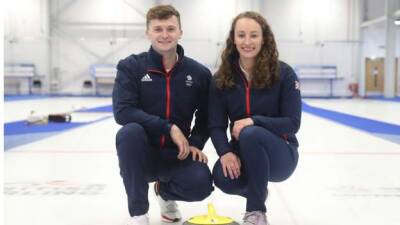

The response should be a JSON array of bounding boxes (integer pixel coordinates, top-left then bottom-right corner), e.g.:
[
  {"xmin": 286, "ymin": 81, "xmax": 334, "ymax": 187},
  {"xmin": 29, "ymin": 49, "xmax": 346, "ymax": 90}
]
[{"xmin": 141, "ymin": 74, "xmax": 152, "ymax": 82}]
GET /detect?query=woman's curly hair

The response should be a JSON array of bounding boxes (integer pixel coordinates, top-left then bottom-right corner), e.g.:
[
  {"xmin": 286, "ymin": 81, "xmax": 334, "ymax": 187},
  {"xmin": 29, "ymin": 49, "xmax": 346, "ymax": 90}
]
[{"xmin": 215, "ymin": 11, "xmax": 280, "ymax": 89}]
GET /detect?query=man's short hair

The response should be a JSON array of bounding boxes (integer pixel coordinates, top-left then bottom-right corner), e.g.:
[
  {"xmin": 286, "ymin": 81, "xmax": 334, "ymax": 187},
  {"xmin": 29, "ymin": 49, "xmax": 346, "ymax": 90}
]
[{"xmin": 146, "ymin": 5, "xmax": 181, "ymax": 29}]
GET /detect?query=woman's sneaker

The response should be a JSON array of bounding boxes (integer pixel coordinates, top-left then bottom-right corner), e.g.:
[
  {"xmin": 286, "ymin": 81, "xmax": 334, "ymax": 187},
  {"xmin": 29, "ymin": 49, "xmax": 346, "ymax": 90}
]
[
  {"xmin": 242, "ymin": 211, "xmax": 268, "ymax": 225},
  {"xmin": 154, "ymin": 181, "xmax": 182, "ymax": 223}
]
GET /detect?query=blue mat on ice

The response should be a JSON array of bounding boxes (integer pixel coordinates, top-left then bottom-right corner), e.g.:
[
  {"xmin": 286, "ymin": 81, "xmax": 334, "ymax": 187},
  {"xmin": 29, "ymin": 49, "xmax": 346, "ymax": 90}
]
[
  {"xmin": 302, "ymin": 102, "xmax": 400, "ymax": 144},
  {"xmin": 4, "ymin": 116, "xmax": 112, "ymax": 151},
  {"xmin": 4, "ymin": 121, "xmax": 86, "ymax": 135},
  {"xmin": 364, "ymin": 96, "xmax": 400, "ymax": 103},
  {"xmin": 77, "ymin": 105, "xmax": 112, "ymax": 113}
]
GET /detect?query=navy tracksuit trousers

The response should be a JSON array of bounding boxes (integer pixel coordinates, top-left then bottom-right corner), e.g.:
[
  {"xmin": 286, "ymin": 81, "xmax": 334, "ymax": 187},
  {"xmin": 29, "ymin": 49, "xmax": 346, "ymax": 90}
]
[
  {"xmin": 116, "ymin": 123, "xmax": 213, "ymax": 216},
  {"xmin": 212, "ymin": 126, "xmax": 298, "ymax": 212}
]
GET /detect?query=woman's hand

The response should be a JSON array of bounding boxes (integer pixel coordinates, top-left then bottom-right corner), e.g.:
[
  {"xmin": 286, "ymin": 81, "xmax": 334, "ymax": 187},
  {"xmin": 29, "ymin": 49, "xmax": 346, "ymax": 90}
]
[
  {"xmin": 232, "ymin": 118, "xmax": 254, "ymax": 140},
  {"xmin": 220, "ymin": 152, "xmax": 241, "ymax": 179}
]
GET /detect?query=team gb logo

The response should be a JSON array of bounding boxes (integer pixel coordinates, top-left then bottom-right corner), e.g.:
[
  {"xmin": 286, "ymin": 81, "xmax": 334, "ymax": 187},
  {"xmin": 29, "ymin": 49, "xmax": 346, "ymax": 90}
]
[{"xmin": 185, "ymin": 75, "xmax": 193, "ymax": 87}]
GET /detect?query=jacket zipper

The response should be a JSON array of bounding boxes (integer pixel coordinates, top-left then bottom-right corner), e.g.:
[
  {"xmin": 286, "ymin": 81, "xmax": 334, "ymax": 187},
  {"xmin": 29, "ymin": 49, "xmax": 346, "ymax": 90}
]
[
  {"xmin": 236, "ymin": 65, "xmax": 251, "ymax": 116},
  {"xmin": 162, "ymin": 74, "xmax": 171, "ymax": 147},
  {"xmin": 245, "ymin": 82, "xmax": 251, "ymax": 116},
  {"xmin": 147, "ymin": 59, "xmax": 178, "ymax": 148}
]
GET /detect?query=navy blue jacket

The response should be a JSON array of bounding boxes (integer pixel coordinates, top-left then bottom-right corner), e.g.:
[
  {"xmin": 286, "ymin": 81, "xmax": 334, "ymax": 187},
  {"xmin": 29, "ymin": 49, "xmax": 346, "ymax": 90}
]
[
  {"xmin": 209, "ymin": 60, "xmax": 301, "ymax": 157},
  {"xmin": 113, "ymin": 45, "xmax": 212, "ymax": 149}
]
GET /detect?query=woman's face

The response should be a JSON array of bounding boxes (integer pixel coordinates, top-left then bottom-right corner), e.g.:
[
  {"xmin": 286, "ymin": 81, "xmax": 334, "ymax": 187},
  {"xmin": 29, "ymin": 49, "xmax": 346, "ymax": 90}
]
[{"xmin": 233, "ymin": 17, "xmax": 263, "ymax": 62}]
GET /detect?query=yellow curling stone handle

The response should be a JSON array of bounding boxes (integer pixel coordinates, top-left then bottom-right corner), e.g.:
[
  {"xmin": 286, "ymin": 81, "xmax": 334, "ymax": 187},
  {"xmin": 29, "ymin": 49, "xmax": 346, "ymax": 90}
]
[{"xmin": 187, "ymin": 203, "xmax": 235, "ymax": 224}]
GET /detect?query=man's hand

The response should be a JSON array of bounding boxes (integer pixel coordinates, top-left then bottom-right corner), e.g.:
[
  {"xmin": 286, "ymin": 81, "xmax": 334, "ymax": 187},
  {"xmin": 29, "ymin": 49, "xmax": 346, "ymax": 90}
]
[
  {"xmin": 220, "ymin": 152, "xmax": 241, "ymax": 179},
  {"xmin": 232, "ymin": 118, "xmax": 254, "ymax": 140},
  {"xmin": 189, "ymin": 146, "xmax": 208, "ymax": 164},
  {"xmin": 170, "ymin": 124, "xmax": 190, "ymax": 160}
]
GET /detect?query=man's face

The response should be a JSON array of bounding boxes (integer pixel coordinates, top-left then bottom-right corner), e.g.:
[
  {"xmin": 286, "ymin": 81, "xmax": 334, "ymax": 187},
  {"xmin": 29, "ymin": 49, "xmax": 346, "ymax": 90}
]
[{"xmin": 146, "ymin": 16, "xmax": 182, "ymax": 54}]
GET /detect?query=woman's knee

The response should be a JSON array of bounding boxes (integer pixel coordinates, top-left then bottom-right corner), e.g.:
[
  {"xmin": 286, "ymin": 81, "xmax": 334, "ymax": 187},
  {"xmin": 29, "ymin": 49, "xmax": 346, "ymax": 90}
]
[
  {"xmin": 270, "ymin": 158, "xmax": 298, "ymax": 182},
  {"xmin": 238, "ymin": 126, "xmax": 277, "ymax": 156},
  {"xmin": 238, "ymin": 126, "xmax": 266, "ymax": 144},
  {"xmin": 212, "ymin": 160, "xmax": 243, "ymax": 195},
  {"xmin": 212, "ymin": 160, "xmax": 224, "ymax": 187}
]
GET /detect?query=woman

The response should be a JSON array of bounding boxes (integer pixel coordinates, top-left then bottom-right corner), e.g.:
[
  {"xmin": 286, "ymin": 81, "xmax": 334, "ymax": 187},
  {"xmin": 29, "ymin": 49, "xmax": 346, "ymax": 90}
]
[{"xmin": 209, "ymin": 11, "xmax": 301, "ymax": 225}]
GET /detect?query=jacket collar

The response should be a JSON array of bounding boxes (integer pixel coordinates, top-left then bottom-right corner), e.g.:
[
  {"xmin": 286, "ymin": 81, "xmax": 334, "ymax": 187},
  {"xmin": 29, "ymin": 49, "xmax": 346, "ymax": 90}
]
[{"xmin": 147, "ymin": 44, "xmax": 184, "ymax": 72}]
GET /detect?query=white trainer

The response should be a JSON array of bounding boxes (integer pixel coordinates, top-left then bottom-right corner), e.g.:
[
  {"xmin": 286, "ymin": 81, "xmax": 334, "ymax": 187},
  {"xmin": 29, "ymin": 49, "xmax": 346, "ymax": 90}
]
[
  {"xmin": 242, "ymin": 211, "xmax": 268, "ymax": 225},
  {"xmin": 154, "ymin": 181, "xmax": 182, "ymax": 223},
  {"xmin": 127, "ymin": 214, "xmax": 149, "ymax": 225}
]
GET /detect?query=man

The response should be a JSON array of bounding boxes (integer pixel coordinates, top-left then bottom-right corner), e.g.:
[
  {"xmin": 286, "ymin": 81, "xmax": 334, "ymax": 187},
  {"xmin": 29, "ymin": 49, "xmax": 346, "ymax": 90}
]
[{"xmin": 113, "ymin": 4, "xmax": 213, "ymax": 225}]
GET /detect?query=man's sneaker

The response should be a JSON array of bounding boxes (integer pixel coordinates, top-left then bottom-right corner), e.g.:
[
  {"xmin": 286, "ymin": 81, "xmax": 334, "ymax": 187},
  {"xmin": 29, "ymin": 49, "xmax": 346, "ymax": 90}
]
[
  {"xmin": 154, "ymin": 181, "xmax": 182, "ymax": 223},
  {"xmin": 242, "ymin": 211, "xmax": 268, "ymax": 225},
  {"xmin": 127, "ymin": 214, "xmax": 149, "ymax": 225}
]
